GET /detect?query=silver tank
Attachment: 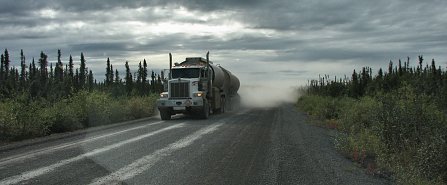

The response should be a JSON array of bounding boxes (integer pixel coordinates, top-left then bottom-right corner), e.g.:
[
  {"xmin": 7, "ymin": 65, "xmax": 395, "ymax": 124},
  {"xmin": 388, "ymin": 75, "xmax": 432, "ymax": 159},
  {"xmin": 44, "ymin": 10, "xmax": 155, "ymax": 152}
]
[
  {"xmin": 209, "ymin": 64, "xmax": 240, "ymax": 97},
  {"xmin": 180, "ymin": 57, "xmax": 240, "ymax": 97}
]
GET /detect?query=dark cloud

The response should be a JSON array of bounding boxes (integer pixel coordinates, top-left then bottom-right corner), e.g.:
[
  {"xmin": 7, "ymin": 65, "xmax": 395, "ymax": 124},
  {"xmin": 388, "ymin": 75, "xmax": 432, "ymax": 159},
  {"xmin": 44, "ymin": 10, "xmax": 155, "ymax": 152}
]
[
  {"xmin": 70, "ymin": 42, "xmax": 129, "ymax": 52},
  {"xmin": 0, "ymin": 1, "xmax": 44, "ymax": 16},
  {"xmin": 276, "ymin": 70, "xmax": 308, "ymax": 78},
  {"xmin": 1, "ymin": 0, "xmax": 447, "ymax": 83}
]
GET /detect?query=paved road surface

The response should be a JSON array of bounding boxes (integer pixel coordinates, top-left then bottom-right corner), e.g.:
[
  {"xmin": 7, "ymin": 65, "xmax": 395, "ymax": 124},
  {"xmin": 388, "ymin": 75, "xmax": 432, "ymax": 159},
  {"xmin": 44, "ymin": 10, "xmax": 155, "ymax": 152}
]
[{"xmin": 0, "ymin": 104, "xmax": 389, "ymax": 185}]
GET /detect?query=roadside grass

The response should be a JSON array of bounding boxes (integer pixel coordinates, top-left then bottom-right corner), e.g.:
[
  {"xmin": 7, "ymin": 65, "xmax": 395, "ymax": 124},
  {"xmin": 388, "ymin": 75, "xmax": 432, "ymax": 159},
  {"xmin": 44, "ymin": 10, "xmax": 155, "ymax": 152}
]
[
  {"xmin": 296, "ymin": 86, "xmax": 447, "ymax": 184},
  {"xmin": 0, "ymin": 91, "xmax": 158, "ymax": 142}
]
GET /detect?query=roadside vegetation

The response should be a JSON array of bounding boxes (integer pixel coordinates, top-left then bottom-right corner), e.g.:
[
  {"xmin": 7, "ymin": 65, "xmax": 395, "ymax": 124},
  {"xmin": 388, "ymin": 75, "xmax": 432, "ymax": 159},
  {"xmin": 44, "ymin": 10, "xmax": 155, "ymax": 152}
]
[
  {"xmin": 0, "ymin": 49, "xmax": 163, "ymax": 142},
  {"xmin": 297, "ymin": 56, "xmax": 447, "ymax": 184}
]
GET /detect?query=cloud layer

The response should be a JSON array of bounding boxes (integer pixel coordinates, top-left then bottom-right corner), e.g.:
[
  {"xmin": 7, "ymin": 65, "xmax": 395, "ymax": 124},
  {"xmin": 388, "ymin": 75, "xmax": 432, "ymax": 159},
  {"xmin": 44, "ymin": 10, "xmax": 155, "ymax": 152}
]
[{"xmin": 1, "ymin": 0, "xmax": 446, "ymax": 85}]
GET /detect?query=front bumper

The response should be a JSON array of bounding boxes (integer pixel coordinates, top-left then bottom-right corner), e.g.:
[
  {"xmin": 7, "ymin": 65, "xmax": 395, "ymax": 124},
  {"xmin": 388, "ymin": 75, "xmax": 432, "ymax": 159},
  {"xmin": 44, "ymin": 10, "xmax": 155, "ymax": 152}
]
[{"xmin": 157, "ymin": 98, "xmax": 204, "ymax": 108}]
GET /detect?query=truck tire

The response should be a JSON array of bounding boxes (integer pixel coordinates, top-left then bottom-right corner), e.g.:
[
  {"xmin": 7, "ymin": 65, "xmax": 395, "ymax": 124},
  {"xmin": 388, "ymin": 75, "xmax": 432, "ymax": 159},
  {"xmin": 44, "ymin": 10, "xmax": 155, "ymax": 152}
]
[
  {"xmin": 200, "ymin": 101, "xmax": 209, "ymax": 119},
  {"xmin": 227, "ymin": 98, "xmax": 233, "ymax": 111},
  {"xmin": 213, "ymin": 97, "xmax": 225, "ymax": 114},
  {"xmin": 229, "ymin": 94, "xmax": 240, "ymax": 111},
  {"xmin": 160, "ymin": 108, "xmax": 171, "ymax": 120},
  {"xmin": 221, "ymin": 97, "xmax": 226, "ymax": 113}
]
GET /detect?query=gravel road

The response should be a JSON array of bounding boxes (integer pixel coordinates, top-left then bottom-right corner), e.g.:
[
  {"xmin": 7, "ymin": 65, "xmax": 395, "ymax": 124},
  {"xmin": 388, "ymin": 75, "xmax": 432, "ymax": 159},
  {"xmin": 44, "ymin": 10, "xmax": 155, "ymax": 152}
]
[{"xmin": 0, "ymin": 104, "xmax": 389, "ymax": 185}]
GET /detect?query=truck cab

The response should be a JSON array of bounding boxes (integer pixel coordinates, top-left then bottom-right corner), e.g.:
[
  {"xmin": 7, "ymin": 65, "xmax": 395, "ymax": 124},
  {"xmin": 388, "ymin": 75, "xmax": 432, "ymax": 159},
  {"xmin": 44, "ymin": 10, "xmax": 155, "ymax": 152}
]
[
  {"xmin": 157, "ymin": 57, "xmax": 212, "ymax": 120},
  {"xmin": 157, "ymin": 53, "xmax": 239, "ymax": 120}
]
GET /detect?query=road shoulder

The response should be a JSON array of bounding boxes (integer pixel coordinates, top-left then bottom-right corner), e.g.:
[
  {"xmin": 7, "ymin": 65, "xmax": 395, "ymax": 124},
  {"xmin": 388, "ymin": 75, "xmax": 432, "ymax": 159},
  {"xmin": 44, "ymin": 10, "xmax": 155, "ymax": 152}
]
[
  {"xmin": 273, "ymin": 104, "xmax": 389, "ymax": 185},
  {"xmin": 0, "ymin": 117, "xmax": 157, "ymax": 152}
]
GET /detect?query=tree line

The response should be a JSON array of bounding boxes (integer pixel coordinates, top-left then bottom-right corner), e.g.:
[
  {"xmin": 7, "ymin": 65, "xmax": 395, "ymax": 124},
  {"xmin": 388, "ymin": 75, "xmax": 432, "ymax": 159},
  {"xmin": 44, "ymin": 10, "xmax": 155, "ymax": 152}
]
[
  {"xmin": 307, "ymin": 55, "xmax": 447, "ymax": 108},
  {"xmin": 300, "ymin": 55, "xmax": 447, "ymax": 183},
  {"xmin": 0, "ymin": 49, "xmax": 164, "ymax": 101}
]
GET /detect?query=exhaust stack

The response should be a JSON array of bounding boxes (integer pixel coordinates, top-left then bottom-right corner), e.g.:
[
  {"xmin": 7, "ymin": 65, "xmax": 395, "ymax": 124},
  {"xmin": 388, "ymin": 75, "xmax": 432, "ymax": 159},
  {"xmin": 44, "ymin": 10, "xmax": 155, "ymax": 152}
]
[{"xmin": 169, "ymin": 53, "xmax": 172, "ymax": 79}]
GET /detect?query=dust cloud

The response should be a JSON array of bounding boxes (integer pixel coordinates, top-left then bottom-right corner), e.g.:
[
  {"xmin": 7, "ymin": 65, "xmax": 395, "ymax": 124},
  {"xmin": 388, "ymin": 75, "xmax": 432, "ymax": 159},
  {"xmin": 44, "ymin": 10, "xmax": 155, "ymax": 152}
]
[{"xmin": 237, "ymin": 82, "xmax": 300, "ymax": 108}]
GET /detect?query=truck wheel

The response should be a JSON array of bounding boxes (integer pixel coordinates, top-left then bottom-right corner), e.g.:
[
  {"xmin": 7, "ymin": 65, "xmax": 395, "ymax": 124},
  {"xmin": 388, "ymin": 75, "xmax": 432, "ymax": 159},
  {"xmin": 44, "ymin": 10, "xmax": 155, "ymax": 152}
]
[
  {"xmin": 160, "ymin": 109, "xmax": 171, "ymax": 120},
  {"xmin": 221, "ymin": 97, "xmax": 226, "ymax": 113},
  {"xmin": 214, "ymin": 97, "xmax": 225, "ymax": 114},
  {"xmin": 201, "ymin": 101, "xmax": 209, "ymax": 119},
  {"xmin": 227, "ymin": 97, "xmax": 232, "ymax": 111}
]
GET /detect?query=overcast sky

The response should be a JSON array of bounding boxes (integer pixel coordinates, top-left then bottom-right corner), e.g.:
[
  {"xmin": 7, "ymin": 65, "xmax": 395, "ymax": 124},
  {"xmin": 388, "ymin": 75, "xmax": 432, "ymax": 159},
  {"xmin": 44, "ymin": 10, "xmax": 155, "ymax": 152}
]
[{"xmin": 1, "ymin": 0, "xmax": 447, "ymax": 87}]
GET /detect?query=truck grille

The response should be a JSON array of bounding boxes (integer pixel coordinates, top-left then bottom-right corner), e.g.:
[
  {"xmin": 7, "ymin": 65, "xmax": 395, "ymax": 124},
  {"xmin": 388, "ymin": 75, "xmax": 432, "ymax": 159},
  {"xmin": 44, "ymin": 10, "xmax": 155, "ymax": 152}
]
[{"xmin": 170, "ymin": 82, "xmax": 189, "ymax": 98}]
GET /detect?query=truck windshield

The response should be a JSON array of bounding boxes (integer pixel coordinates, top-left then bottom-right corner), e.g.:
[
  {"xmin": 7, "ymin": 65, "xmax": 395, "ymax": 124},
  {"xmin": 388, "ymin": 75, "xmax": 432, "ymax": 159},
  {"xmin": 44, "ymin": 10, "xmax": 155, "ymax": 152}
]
[{"xmin": 171, "ymin": 68, "xmax": 200, "ymax": 78}]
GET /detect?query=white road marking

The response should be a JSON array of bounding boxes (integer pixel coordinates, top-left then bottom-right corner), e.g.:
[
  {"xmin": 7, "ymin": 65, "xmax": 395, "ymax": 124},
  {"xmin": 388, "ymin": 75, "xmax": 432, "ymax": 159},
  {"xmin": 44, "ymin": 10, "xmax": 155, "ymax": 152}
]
[
  {"xmin": 89, "ymin": 122, "xmax": 224, "ymax": 185},
  {"xmin": 0, "ymin": 121, "xmax": 165, "ymax": 166},
  {"xmin": 0, "ymin": 123, "xmax": 185, "ymax": 185}
]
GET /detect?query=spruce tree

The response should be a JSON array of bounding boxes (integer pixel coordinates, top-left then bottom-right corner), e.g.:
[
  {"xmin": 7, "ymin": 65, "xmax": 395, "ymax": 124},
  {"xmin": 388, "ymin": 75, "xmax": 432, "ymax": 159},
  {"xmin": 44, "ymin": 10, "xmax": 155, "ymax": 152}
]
[
  {"xmin": 106, "ymin": 57, "xmax": 111, "ymax": 85},
  {"xmin": 4, "ymin": 49, "xmax": 10, "ymax": 80},
  {"xmin": 79, "ymin": 52, "xmax": 86, "ymax": 89},
  {"xmin": 151, "ymin": 71, "xmax": 155, "ymax": 93},
  {"xmin": 378, "ymin": 68, "xmax": 383, "ymax": 79},
  {"xmin": 418, "ymin": 55, "xmax": 423, "ymax": 70},
  {"xmin": 115, "ymin": 69, "xmax": 120, "ymax": 83},
  {"xmin": 75, "ymin": 69, "xmax": 79, "ymax": 90},
  {"xmin": 55, "ymin": 49, "xmax": 63, "ymax": 82},
  {"xmin": 64, "ymin": 64, "xmax": 68, "ymax": 77},
  {"xmin": 88, "ymin": 70, "xmax": 94, "ymax": 91},
  {"xmin": 0, "ymin": 53, "xmax": 6, "ymax": 98},
  {"xmin": 38, "ymin": 54, "xmax": 46, "ymax": 96},
  {"xmin": 29, "ymin": 58, "xmax": 36, "ymax": 82},
  {"xmin": 0, "ymin": 54, "xmax": 4, "ymax": 85},
  {"xmin": 143, "ymin": 59, "xmax": 148, "ymax": 92},
  {"xmin": 49, "ymin": 63, "xmax": 54, "ymax": 84},
  {"xmin": 350, "ymin": 70, "xmax": 359, "ymax": 97},
  {"xmin": 110, "ymin": 64, "xmax": 114, "ymax": 84},
  {"xmin": 125, "ymin": 61, "xmax": 133, "ymax": 95},
  {"xmin": 39, "ymin": 51, "xmax": 48, "ymax": 83},
  {"xmin": 20, "ymin": 49, "xmax": 26, "ymax": 89},
  {"xmin": 68, "ymin": 55, "xmax": 74, "ymax": 80},
  {"xmin": 14, "ymin": 68, "xmax": 19, "ymax": 90},
  {"xmin": 388, "ymin": 60, "xmax": 393, "ymax": 74},
  {"xmin": 63, "ymin": 63, "xmax": 71, "ymax": 95},
  {"xmin": 137, "ymin": 61, "xmax": 142, "ymax": 87}
]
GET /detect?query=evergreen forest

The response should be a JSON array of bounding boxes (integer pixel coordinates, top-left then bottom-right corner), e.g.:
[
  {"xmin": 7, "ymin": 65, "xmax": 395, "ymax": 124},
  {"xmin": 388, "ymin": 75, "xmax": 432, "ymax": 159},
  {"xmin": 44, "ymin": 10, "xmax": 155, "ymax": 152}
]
[
  {"xmin": 298, "ymin": 55, "xmax": 447, "ymax": 184},
  {"xmin": 0, "ymin": 49, "xmax": 164, "ymax": 141}
]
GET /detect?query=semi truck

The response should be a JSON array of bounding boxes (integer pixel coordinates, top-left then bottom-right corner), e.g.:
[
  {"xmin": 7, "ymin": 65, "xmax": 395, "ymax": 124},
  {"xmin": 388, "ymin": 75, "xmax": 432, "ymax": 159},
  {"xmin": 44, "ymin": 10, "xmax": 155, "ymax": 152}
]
[{"xmin": 157, "ymin": 52, "xmax": 240, "ymax": 120}]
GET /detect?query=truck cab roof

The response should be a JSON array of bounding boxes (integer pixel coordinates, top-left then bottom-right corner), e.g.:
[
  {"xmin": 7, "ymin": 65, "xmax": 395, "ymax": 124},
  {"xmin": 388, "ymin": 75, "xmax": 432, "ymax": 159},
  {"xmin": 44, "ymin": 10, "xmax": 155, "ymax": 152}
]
[{"xmin": 174, "ymin": 57, "xmax": 213, "ymax": 67}]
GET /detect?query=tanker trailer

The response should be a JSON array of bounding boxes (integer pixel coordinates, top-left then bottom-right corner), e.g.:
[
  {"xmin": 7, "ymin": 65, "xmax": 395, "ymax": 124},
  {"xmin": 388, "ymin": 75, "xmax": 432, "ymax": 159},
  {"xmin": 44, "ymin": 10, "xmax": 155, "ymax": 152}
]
[{"xmin": 157, "ymin": 52, "xmax": 240, "ymax": 120}]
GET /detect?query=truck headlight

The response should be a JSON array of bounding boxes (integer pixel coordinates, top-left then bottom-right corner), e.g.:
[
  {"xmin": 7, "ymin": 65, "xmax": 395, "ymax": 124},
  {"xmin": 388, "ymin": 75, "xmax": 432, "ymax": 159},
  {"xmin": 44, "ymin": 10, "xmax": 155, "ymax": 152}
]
[
  {"xmin": 160, "ymin": 92, "xmax": 168, "ymax": 98},
  {"xmin": 193, "ymin": 92, "xmax": 204, "ymax": 97}
]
